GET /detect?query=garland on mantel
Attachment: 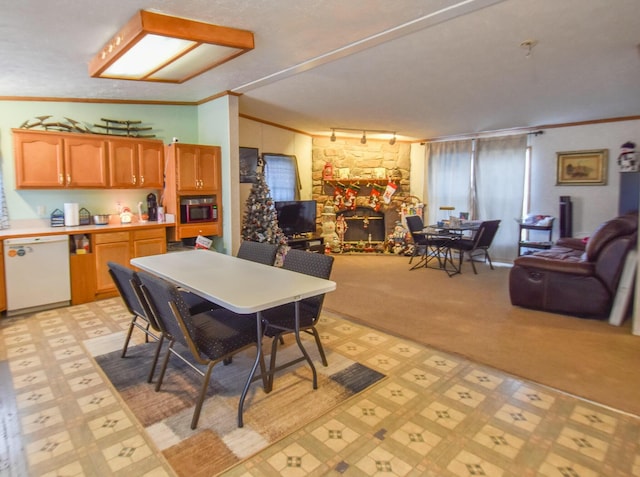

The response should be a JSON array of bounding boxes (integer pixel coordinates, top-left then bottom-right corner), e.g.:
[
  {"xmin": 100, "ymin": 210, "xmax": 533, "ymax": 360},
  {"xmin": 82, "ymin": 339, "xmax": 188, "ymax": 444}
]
[{"xmin": 19, "ymin": 116, "xmax": 156, "ymax": 137}]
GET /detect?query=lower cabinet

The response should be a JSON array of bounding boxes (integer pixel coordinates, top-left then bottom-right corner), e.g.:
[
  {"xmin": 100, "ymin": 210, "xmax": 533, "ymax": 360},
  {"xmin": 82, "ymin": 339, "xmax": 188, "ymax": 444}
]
[
  {"xmin": 94, "ymin": 232, "xmax": 131, "ymax": 295},
  {"xmin": 69, "ymin": 226, "xmax": 167, "ymax": 303}
]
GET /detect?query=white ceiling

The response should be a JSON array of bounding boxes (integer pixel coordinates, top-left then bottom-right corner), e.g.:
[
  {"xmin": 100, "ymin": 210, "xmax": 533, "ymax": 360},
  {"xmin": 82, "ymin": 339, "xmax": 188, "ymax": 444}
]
[{"xmin": 2, "ymin": 0, "xmax": 639, "ymax": 141}]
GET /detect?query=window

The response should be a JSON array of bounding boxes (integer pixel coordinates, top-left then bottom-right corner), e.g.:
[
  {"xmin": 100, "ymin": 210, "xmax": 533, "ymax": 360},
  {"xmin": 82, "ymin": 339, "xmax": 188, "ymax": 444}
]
[{"xmin": 263, "ymin": 154, "xmax": 300, "ymax": 201}]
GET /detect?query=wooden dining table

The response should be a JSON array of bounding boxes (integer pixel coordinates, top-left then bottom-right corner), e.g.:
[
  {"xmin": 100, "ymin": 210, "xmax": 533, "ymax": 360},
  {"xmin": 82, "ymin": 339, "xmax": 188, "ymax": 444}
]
[{"xmin": 130, "ymin": 249, "xmax": 337, "ymax": 427}]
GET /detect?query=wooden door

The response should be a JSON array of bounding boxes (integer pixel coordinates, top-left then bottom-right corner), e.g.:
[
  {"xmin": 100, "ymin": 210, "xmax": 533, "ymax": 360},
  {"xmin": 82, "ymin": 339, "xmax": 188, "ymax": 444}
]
[
  {"xmin": 197, "ymin": 145, "xmax": 220, "ymax": 193},
  {"xmin": 175, "ymin": 144, "xmax": 200, "ymax": 191},
  {"xmin": 108, "ymin": 139, "xmax": 138, "ymax": 187},
  {"xmin": 64, "ymin": 136, "xmax": 108, "ymax": 187},
  {"xmin": 138, "ymin": 141, "xmax": 164, "ymax": 189},
  {"xmin": 13, "ymin": 130, "xmax": 65, "ymax": 188}
]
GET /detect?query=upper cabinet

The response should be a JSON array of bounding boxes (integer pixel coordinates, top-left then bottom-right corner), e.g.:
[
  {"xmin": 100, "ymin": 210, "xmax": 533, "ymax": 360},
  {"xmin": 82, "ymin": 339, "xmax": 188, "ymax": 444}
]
[
  {"xmin": 13, "ymin": 129, "xmax": 164, "ymax": 189},
  {"xmin": 172, "ymin": 143, "xmax": 220, "ymax": 193},
  {"xmin": 108, "ymin": 137, "xmax": 164, "ymax": 188}
]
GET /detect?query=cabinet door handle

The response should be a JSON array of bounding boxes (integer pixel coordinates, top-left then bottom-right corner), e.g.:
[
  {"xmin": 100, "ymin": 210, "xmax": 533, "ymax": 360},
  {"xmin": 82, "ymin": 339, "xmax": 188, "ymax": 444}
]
[
  {"xmin": 132, "ymin": 175, "xmax": 137, "ymax": 185},
  {"xmin": 66, "ymin": 174, "xmax": 71, "ymax": 185},
  {"xmin": 139, "ymin": 175, "xmax": 144, "ymax": 185},
  {"xmin": 58, "ymin": 173, "xmax": 64, "ymax": 185}
]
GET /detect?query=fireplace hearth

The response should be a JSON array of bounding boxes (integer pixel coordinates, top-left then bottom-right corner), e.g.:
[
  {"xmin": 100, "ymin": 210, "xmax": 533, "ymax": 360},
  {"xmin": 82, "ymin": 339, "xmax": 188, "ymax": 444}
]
[{"xmin": 336, "ymin": 207, "xmax": 385, "ymax": 243}]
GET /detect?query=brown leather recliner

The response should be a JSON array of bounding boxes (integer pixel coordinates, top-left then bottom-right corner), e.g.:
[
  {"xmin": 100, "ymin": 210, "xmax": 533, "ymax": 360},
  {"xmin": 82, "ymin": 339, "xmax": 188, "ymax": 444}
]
[{"xmin": 509, "ymin": 213, "xmax": 638, "ymax": 318}]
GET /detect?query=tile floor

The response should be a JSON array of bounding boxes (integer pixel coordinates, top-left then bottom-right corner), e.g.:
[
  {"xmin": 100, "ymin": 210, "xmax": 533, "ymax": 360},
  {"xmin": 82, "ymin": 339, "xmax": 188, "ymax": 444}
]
[{"xmin": 1, "ymin": 298, "xmax": 639, "ymax": 477}]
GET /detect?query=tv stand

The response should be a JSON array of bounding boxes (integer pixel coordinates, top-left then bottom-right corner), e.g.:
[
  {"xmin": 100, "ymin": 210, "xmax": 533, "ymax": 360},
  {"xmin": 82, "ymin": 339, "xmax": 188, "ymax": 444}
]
[{"xmin": 287, "ymin": 234, "xmax": 325, "ymax": 253}]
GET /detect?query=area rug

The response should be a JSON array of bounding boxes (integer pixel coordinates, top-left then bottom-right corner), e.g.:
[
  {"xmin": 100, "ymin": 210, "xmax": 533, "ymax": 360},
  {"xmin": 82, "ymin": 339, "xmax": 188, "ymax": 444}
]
[{"xmin": 90, "ymin": 333, "xmax": 385, "ymax": 477}]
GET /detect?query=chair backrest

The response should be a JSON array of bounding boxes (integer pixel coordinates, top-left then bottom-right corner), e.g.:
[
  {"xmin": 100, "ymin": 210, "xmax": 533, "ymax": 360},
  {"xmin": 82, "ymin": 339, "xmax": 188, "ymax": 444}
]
[
  {"xmin": 405, "ymin": 215, "xmax": 424, "ymax": 239},
  {"xmin": 282, "ymin": 248, "xmax": 334, "ymax": 314},
  {"xmin": 237, "ymin": 240, "xmax": 278, "ymax": 266},
  {"xmin": 136, "ymin": 270, "xmax": 195, "ymax": 350},
  {"xmin": 474, "ymin": 220, "xmax": 501, "ymax": 248},
  {"xmin": 107, "ymin": 261, "xmax": 160, "ymax": 331}
]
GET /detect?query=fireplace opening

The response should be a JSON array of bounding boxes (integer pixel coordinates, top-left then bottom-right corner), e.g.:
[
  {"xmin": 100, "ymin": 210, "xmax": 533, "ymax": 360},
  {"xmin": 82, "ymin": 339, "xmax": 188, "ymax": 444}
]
[{"xmin": 336, "ymin": 207, "xmax": 385, "ymax": 243}]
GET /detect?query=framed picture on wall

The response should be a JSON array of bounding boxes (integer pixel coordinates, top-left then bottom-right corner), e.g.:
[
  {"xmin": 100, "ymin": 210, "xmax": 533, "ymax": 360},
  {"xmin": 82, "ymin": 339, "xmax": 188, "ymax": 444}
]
[
  {"xmin": 239, "ymin": 147, "xmax": 259, "ymax": 183},
  {"xmin": 556, "ymin": 149, "xmax": 608, "ymax": 185}
]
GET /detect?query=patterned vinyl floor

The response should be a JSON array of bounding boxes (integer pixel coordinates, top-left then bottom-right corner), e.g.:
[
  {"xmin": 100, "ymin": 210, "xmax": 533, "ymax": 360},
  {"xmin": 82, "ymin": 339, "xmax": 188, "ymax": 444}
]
[{"xmin": 1, "ymin": 298, "xmax": 639, "ymax": 477}]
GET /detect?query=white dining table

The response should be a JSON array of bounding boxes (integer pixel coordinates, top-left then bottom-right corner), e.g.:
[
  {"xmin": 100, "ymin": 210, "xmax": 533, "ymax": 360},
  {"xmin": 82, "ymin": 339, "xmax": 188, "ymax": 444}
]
[{"xmin": 130, "ymin": 249, "xmax": 337, "ymax": 427}]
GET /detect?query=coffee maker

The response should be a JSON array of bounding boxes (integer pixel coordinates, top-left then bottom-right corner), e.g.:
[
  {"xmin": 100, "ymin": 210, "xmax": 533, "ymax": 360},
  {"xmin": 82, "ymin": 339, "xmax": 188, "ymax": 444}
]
[{"xmin": 146, "ymin": 193, "xmax": 158, "ymax": 221}]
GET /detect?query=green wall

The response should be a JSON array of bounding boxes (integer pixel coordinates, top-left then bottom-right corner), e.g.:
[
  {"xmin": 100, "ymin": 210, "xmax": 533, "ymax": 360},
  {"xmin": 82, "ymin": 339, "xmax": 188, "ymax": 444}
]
[{"xmin": 0, "ymin": 100, "xmax": 198, "ymax": 220}]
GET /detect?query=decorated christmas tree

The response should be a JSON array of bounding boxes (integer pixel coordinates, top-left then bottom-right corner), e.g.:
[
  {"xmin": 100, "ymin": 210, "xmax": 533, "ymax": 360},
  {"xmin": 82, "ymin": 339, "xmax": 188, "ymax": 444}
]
[{"xmin": 241, "ymin": 158, "xmax": 288, "ymax": 258}]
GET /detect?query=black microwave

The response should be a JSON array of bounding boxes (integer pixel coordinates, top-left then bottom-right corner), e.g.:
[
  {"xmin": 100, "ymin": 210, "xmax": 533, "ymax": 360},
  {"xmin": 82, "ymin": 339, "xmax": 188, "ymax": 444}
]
[{"xmin": 180, "ymin": 197, "xmax": 217, "ymax": 224}]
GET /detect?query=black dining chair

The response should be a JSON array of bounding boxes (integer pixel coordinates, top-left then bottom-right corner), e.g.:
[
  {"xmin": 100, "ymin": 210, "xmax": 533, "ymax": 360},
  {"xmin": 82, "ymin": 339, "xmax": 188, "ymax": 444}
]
[
  {"xmin": 108, "ymin": 261, "xmax": 219, "ymax": 383},
  {"xmin": 450, "ymin": 219, "xmax": 501, "ymax": 274},
  {"xmin": 405, "ymin": 215, "xmax": 448, "ymax": 270},
  {"xmin": 136, "ymin": 270, "xmax": 266, "ymax": 429},
  {"xmin": 236, "ymin": 240, "xmax": 278, "ymax": 266},
  {"xmin": 260, "ymin": 248, "xmax": 334, "ymax": 391}
]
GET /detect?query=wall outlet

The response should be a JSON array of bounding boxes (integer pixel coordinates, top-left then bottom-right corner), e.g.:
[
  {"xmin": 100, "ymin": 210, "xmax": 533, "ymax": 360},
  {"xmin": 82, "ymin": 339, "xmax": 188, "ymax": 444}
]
[{"xmin": 36, "ymin": 205, "xmax": 46, "ymax": 217}]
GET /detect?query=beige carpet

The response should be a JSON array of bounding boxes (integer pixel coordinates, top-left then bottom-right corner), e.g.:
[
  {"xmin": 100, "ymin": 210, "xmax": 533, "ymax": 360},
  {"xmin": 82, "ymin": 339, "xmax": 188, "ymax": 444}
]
[{"xmin": 323, "ymin": 254, "xmax": 640, "ymax": 416}]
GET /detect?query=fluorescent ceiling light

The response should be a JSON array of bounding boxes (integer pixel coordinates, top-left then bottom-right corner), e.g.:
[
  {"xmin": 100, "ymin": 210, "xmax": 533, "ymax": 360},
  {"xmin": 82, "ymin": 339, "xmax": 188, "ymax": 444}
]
[{"xmin": 89, "ymin": 10, "xmax": 254, "ymax": 83}]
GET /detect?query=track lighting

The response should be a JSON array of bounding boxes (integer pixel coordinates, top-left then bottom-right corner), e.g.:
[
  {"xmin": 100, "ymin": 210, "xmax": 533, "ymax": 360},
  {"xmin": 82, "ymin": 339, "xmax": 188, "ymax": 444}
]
[{"xmin": 329, "ymin": 127, "xmax": 398, "ymax": 144}]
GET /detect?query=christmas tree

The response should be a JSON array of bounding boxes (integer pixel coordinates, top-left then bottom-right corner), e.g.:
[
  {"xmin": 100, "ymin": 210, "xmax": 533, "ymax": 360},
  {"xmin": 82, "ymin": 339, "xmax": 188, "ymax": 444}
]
[{"xmin": 241, "ymin": 158, "xmax": 288, "ymax": 259}]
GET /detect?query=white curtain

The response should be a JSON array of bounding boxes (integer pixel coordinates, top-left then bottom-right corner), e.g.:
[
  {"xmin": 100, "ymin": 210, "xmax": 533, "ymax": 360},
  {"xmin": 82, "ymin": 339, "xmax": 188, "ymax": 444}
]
[
  {"xmin": 426, "ymin": 140, "xmax": 472, "ymax": 225},
  {"xmin": 263, "ymin": 154, "xmax": 301, "ymax": 201},
  {"xmin": 474, "ymin": 135, "xmax": 527, "ymax": 261}
]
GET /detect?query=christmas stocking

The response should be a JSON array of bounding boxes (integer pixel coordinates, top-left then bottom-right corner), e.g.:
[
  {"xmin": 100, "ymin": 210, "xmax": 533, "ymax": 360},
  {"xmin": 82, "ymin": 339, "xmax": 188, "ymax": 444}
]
[
  {"xmin": 333, "ymin": 183, "xmax": 346, "ymax": 210},
  {"xmin": 344, "ymin": 184, "xmax": 360, "ymax": 210},
  {"xmin": 369, "ymin": 184, "xmax": 384, "ymax": 211},
  {"xmin": 382, "ymin": 181, "xmax": 397, "ymax": 204}
]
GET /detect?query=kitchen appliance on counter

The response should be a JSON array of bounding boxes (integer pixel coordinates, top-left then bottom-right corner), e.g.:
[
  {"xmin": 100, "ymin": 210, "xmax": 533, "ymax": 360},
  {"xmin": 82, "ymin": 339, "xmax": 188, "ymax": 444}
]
[
  {"xmin": 180, "ymin": 196, "xmax": 218, "ymax": 223},
  {"xmin": 4, "ymin": 235, "xmax": 71, "ymax": 316},
  {"xmin": 147, "ymin": 192, "xmax": 158, "ymax": 221}
]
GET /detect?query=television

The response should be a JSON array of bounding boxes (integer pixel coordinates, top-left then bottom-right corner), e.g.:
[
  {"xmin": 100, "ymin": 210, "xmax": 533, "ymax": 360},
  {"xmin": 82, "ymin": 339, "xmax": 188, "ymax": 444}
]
[{"xmin": 274, "ymin": 200, "xmax": 317, "ymax": 237}]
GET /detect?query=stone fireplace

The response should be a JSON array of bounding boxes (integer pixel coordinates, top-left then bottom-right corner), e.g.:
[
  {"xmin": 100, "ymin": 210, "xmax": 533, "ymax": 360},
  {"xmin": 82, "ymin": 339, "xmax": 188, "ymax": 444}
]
[
  {"xmin": 311, "ymin": 136, "xmax": 413, "ymax": 240},
  {"xmin": 336, "ymin": 206, "xmax": 386, "ymax": 243}
]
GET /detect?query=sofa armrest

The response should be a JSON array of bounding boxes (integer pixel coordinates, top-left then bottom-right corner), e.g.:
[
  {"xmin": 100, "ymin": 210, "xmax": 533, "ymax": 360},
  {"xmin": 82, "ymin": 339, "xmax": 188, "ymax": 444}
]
[
  {"xmin": 513, "ymin": 255, "xmax": 595, "ymax": 276},
  {"xmin": 555, "ymin": 237, "xmax": 586, "ymax": 251}
]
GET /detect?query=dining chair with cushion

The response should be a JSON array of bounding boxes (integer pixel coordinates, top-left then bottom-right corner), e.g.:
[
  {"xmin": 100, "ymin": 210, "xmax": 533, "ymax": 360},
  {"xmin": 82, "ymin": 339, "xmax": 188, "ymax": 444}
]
[
  {"xmin": 260, "ymin": 248, "xmax": 334, "ymax": 391},
  {"xmin": 450, "ymin": 219, "xmax": 501, "ymax": 274},
  {"xmin": 108, "ymin": 261, "xmax": 219, "ymax": 383},
  {"xmin": 136, "ymin": 270, "xmax": 266, "ymax": 429},
  {"xmin": 236, "ymin": 240, "xmax": 278, "ymax": 266}
]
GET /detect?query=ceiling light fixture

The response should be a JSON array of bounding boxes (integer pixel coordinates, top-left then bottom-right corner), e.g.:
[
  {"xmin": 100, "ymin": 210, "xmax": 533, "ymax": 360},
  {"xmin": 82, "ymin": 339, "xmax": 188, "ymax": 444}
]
[
  {"xmin": 330, "ymin": 127, "xmax": 398, "ymax": 145},
  {"xmin": 89, "ymin": 10, "xmax": 254, "ymax": 83},
  {"xmin": 520, "ymin": 39, "xmax": 538, "ymax": 58}
]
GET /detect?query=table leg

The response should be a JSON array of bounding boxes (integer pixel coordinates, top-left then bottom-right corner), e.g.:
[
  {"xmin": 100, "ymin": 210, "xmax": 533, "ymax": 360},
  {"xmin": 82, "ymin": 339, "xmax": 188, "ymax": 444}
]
[{"xmin": 238, "ymin": 311, "xmax": 264, "ymax": 428}]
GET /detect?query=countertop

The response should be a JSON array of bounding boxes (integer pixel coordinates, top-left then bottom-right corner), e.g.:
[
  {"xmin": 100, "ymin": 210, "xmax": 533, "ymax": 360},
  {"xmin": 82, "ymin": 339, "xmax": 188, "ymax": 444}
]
[{"xmin": 0, "ymin": 218, "xmax": 175, "ymax": 240}]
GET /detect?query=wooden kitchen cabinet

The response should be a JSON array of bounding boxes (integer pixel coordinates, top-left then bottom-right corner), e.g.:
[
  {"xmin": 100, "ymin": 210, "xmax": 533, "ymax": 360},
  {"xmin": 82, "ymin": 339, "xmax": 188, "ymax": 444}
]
[
  {"xmin": 14, "ymin": 129, "xmax": 108, "ymax": 188},
  {"xmin": 64, "ymin": 135, "xmax": 108, "ymax": 187},
  {"xmin": 14, "ymin": 130, "xmax": 65, "ymax": 187},
  {"xmin": 94, "ymin": 232, "xmax": 130, "ymax": 295},
  {"xmin": 0, "ymin": 240, "xmax": 6, "ymax": 312},
  {"xmin": 169, "ymin": 143, "xmax": 221, "ymax": 193},
  {"xmin": 163, "ymin": 142, "xmax": 223, "ymax": 241},
  {"xmin": 132, "ymin": 228, "xmax": 166, "ymax": 257},
  {"xmin": 13, "ymin": 129, "xmax": 162, "ymax": 190},
  {"xmin": 108, "ymin": 137, "xmax": 164, "ymax": 188}
]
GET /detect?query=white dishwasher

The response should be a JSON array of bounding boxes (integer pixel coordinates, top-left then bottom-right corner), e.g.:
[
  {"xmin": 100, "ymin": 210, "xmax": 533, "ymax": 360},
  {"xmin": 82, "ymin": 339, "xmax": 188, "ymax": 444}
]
[{"xmin": 4, "ymin": 235, "xmax": 71, "ymax": 316}]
